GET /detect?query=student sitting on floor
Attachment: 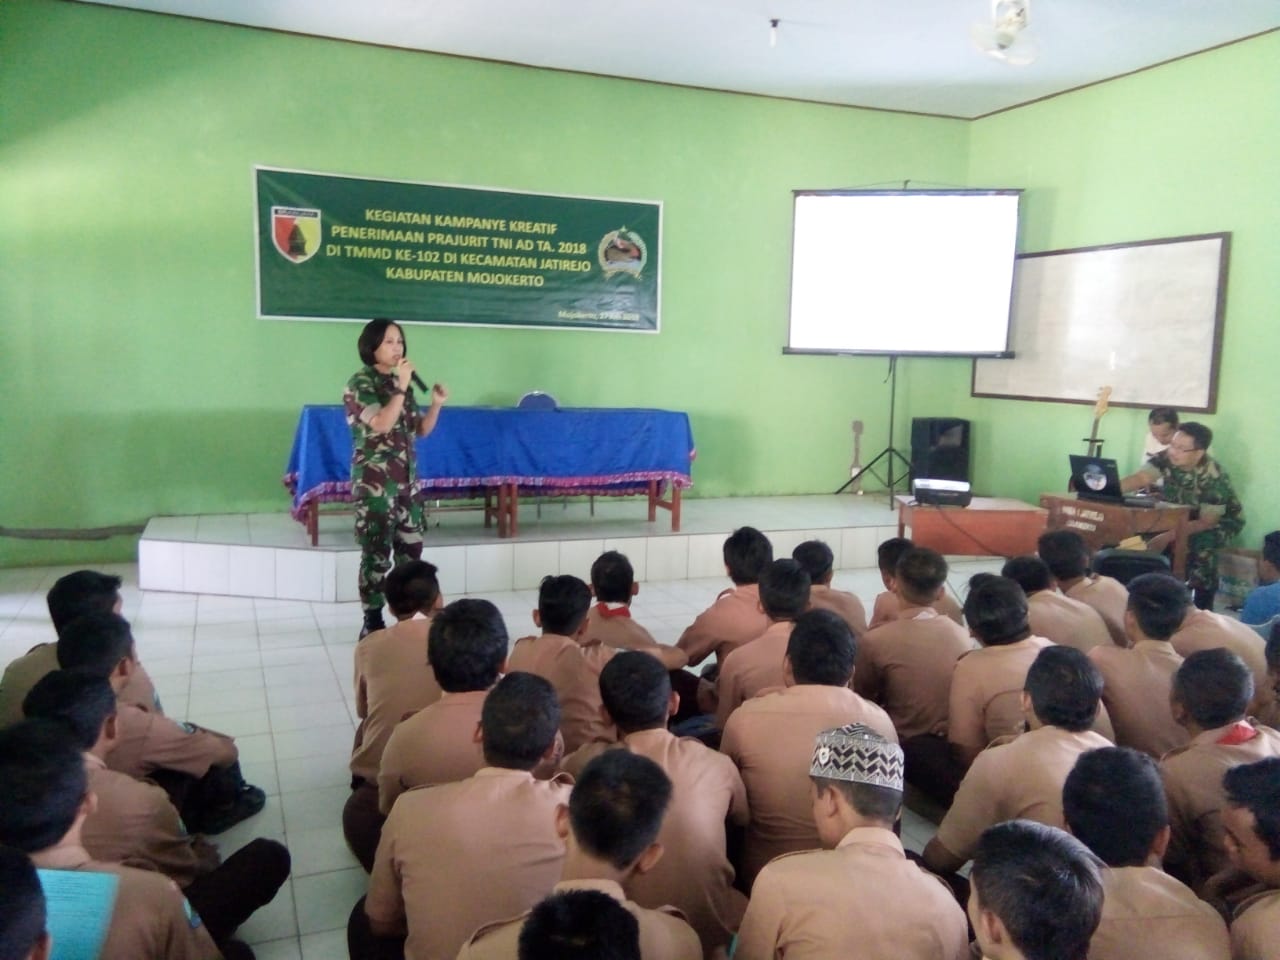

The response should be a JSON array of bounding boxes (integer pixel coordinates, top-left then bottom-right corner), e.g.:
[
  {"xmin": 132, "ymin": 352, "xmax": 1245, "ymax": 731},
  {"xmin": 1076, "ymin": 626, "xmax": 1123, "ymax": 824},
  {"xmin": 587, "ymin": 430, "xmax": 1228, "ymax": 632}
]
[
  {"xmin": 1172, "ymin": 594, "xmax": 1276, "ymax": 720},
  {"xmin": 734, "ymin": 724, "xmax": 968, "ymax": 960},
  {"xmin": 791, "ymin": 540, "xmax": 867, "ymax": 635},
  {"xmin": 1210, "ymin": 758, "xmax": 1280, "ymax": 959},
  {"xmin": 1037, "ymin": 529, "xmax": 1129, "ymax": 646},
  {"xmin": 23, "ymin": 670, "xmax": 291, "ymax": 954},
  {"xmin": 584, "ymin": 550, "xmax": 687, "ymax": 668},
  {"xmin": 1002, "ymin": 556, "xmax": 1112, "ymax": 654},
  {"xmin": 676, "ymin": 527, "xmax": 773, "ymax": 669},
  {"xmin": 513, "ymin": 889, "xmax": 641, "ymax": 960},
  {"xmin": 868, "ymin": 537, "xmax": 963, "ymax": 629},
  {"xmin": 459, "ymin": 750, "xmax": 701, "ymax": 959},
  {"xmin": 1063, "ymin": 746, "xmax": 1229, "ymax": 960},
  {"xmin": 0, "ymin": 844, "xmax": 50, "ymax": 960},
  {"xmin": 1241, "ymin": 531, "xmax": 1280, "ymax": 629}
]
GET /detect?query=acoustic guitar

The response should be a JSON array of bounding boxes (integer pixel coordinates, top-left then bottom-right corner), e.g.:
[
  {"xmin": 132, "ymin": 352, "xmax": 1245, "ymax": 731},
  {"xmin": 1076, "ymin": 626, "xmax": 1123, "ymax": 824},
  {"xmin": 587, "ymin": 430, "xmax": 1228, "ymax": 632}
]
[{"xmin": 1067, "ymin": 386, "xmax": 1112, "ymax": 491}]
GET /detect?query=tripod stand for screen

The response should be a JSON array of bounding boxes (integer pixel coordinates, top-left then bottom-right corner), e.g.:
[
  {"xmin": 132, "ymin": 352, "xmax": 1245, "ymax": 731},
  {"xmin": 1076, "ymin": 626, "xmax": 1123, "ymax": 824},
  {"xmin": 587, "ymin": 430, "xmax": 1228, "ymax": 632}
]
[{"xmin": 835, "ymin": 356, "xmax": 912, "ymax": 507}]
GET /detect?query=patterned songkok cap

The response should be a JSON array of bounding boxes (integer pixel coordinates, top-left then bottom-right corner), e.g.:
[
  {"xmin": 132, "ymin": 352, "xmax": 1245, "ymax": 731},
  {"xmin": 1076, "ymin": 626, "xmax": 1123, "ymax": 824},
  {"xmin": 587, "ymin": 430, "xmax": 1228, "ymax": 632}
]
[{"xmin": 809, "ymin": 723, "xmax": 904, "ymax": 791}]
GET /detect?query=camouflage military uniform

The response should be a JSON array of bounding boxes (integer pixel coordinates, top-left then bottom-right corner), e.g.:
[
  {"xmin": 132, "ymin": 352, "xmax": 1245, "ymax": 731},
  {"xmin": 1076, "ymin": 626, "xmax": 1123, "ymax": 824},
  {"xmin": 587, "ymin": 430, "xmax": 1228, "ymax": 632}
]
[
  {"xmin": 344, "ymin": 365, "xmax": 424, "ymax": 612},
  {"xmin": 1140, "ymin": 452, "xmax": 1245, "ymax": 592}
]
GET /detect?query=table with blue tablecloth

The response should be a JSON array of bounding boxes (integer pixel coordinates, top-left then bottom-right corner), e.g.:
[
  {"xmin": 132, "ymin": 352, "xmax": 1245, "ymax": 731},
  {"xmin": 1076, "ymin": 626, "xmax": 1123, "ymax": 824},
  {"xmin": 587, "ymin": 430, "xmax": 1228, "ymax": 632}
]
[{"xmin": 284, "ymin": 405, "xmax": 696, "ymax": 541}]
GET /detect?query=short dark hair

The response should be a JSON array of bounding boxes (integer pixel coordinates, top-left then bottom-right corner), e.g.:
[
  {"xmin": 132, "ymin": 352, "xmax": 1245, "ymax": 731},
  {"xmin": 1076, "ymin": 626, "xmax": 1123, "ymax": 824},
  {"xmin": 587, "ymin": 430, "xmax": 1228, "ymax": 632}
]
[
  {"xmin": 971, "ymin": 820, "xmax": 1104, "ymax": 960},
  {"xmin": 1172, "ymin": 649, "xmax": 1253, "ymax": 728},
  {"xmin": 0, "ymin": 721, "xmax": 87, "ymax": 854},
  {"xmin": 518, "ymin": 889, "xmax": 641, "ymax": 960},
  {"xmin": 1024, "ymin": 646, "xmax": 1102, "ymax": 731},
  {"xmin": 786, "ymin": 609, "xmax": 855, "ymax": 686},
  {"xmin": 1177, "ymin": 422, "xmax": 1212, "ymax": 451},
  {"xmin": 428, "ymin": 599, "xmax": 508, "ymax": 693},
  {"xmin": 538, "ymin": 575, "xmax": 592, "ymax": 636},
  {"xmin": 895, "ymin": 548, "xmax": 948, "ymax": 605},
  {"xmin": 1262, "ymin": 531, "xmax": 1280, "ymax": 570},
  {"xmin": 481, "ymin": 673, "xmax": 561, "ymax": 770},
  {"xmin": 385, "ymin": 560, "xmax": 440, "ymax": 618},
  {"xmin": 1002, "ymin": 556, "xmax": 1053, "ymax": 595},
  {"xmin": 791, "ymin": 540, "xmax": 834, "ymax": 583},
  {"xmin": 1037, "ymin": 531, "xmax": 1090, "ymax": 581},
  {"xmin": 46, "ymin": 570, "xmax": 122, "ymax": 634},
  {"xmin": 357, "ymin": 318, "xmax": 405, "ymax": 367},
  {"xmin": 877, "ymin": 537, "xmax": 914, "ymax": 576},
  {"xmin": 811, "ymin": 776, "xmax": 901, "ymax": 825},
  {"xmin": 758, "ymin": 559, "xmax": 811, "ymax": 621},
  {"xmin": 21, "ymin": 671, "xmax": 117, "ymax": 751},
  {"xmin": 1148, "ymin": 407, "xmax": 1179, "ymax": 428},
  {"xmin": 0, "ymin": 846, "xmax": 46, "ymax": 960},
  {"xmin": 1267, "ymin": 622, "xmax": 1280, "ymax": 673},
  {"xmin": 598, "ymin": 652, "xmax": 671, "ymax": 733},
  {"xmin": 1126, "ymin": 573, "xmax": 1191, "ymax": 641},
  {"xmin": 1063, "ymin": 747, "xmax": 1168, "ymax": 867},
  {"xmin": 569, "ymin": 751, "xmax": 672, "ymax": 870},
  {"xmin": 723, "ymin": 527, "xmax": 773, "ymax": 585},
  {"xmin": 590, "ymin": 551, "xmax": 635, "ymax": 604},
  {"xmin": 55, "ymin": 612, "xmax": 135, "ymax": 678},
  {"xmin": 964, "ymin": 576, "xmax": 1031, "ymax": 646},
  {"xmin": 1224, "ymin": 757, "xmax": 1280, "ymax": 861}
]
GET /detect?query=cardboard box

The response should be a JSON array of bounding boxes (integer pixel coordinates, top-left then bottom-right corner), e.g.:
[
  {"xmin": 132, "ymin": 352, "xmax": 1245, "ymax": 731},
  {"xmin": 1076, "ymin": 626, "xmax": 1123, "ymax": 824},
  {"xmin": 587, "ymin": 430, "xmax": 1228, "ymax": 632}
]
[{"xmin": 1219, "ymin": 548, "xmax": 1261, "ymax": 609}]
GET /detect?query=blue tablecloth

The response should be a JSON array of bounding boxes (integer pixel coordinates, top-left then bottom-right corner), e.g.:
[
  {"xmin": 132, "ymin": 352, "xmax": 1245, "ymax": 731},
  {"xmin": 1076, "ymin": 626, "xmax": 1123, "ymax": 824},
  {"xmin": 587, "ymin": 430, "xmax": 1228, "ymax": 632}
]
[{"xmin": 284, "ymin": 405, "xmax": 695, "ymax": 522}]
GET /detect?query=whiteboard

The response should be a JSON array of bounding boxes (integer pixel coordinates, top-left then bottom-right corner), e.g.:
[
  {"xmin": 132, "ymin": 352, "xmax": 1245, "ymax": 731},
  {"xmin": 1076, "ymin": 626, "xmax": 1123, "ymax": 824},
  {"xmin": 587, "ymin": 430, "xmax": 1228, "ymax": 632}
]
[{"xmin": 972, "ymin": 234, "xmax": 1229, "ymax": 412}]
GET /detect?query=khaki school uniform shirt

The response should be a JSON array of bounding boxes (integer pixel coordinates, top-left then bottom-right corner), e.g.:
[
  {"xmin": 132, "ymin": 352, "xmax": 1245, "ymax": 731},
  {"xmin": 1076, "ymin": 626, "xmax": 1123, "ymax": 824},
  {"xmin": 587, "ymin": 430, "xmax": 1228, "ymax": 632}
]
[
  {"xmin": 947, "ymin": 636, "xmax": 1054, "ymax": 758},
  {"xmin": 1064, "ymin": 575, "xmax": 1129, "ymax": 647},
  {"xmin": 1160, "ymin": 722, "xmax": 1280, "ymax": 891},
  {"xmin": 677, "ymin": 584, "xmax": 770, "ymax": 667},
  {"xmin": 108, "ymin": 702, "xmax": 236, "ymax": 779},
  {"xmin": 1088, "ymin": 640, "xmax": 1189, "ymax": 758},
  {"xmin": 350, "ymin": 616, "xmax": 441, "ymax": 783},
  {"xmin": 735, "ymin": 827, "xmax": 968, "ymax": 960},
  {"xmin": 1088, "ymin": 865, "xmax": 1230, "ymax": 960},
  {"xmin": 0, "ymin": 643, "xmax": 161, "ymax": 728},
  {"xmin": 808, "ymin": 585, "xmax": 868, "ymax": 636},
  {"xmin": 458, "ymin": 878, "xmax": 702, "ymax": 960},
  {"xmin": 83, "ymin": 753, "xmax": 214, "ymax": 889},
  {"xmin": 584, "ymin": 603, "xmax": 661, "ymax": 650},
  {"xmin": 377, "ymin": 688, "xmax": 487, "ymax": 813},
  {"xmin": 854, "ymin": 607, "xmax": 976, "ymax": 740},
  {"xmin": 1172, "ymin": 609, "xmax": 1276, "ymax": 718},
  {"xmin": 869, "ymin": 590, "xmax": 964, "ymax": 630},
  {"xmin": 715, "ymin": 620, "xmax": 793, "ymax": 729},
  {"xmin": 1231, "ymin": 887, "xmax": 1280, "ymax": 960},
  {"xmin": 935, "ymin": 725, "xmax": 1113, "ymax": 863},
  {"xmin": 720, "ymin": 684, "xmax": 897, "ymax": 887},
  {"xmin": 366, "ymin": 767, "xmax": 573, "ymax": 960},
  {"xmin": 507, "ymin": 633, "xmax": 617, "ymax": 752},
  {"xmin": 32, "ymin": 845, "xmax": 220, "ymax": 960},
  {"xmin": 1027, "ymin": 590, "xmax": 1113, "ymax": 653}
]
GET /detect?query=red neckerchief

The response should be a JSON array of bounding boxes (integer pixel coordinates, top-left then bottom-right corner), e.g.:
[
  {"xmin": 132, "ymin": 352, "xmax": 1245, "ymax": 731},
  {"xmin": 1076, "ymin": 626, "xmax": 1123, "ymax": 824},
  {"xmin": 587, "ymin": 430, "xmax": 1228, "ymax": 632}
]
[
  {"xmin": 595, "ymin": 602, "xmax": 632, "ymax": 619},
  {"xmin": 1217, "ymin": 721, "xmax": 1259, "ymax": 746}
]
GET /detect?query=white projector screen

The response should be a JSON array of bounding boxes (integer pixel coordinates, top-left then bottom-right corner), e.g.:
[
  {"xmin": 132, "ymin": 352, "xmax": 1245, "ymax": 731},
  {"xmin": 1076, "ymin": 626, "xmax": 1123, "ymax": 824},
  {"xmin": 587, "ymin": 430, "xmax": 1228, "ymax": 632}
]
[{"xmin": 786, "ymin": 190, "xmax": 1021, "ymax": 356}]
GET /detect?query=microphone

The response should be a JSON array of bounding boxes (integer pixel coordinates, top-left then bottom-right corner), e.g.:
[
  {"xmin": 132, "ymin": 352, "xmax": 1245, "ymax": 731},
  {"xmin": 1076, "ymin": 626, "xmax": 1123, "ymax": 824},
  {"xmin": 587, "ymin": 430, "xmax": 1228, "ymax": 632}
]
[{"xmin": 410, "ymin": 371, "xmax": 429, "ymax": 392}]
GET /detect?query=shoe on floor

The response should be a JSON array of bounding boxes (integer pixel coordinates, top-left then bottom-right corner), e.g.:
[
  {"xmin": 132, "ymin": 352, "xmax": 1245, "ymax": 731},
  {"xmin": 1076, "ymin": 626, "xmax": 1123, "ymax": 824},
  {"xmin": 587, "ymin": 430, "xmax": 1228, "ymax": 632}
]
[
  {"xmin": 358, "ymin": 609, "xmax": 386, "ymax": 641},
  {"xmin": 198, "ymin": 785, "xmax": 267, "ymax": 835}
]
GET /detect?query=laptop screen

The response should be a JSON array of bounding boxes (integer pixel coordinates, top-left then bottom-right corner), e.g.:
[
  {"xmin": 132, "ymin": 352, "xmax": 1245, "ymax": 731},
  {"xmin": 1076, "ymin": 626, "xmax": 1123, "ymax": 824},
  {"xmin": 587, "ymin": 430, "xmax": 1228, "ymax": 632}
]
[{"xmin": 1069, "ymin": 455, "xmax": 1123, "ymax": 500}]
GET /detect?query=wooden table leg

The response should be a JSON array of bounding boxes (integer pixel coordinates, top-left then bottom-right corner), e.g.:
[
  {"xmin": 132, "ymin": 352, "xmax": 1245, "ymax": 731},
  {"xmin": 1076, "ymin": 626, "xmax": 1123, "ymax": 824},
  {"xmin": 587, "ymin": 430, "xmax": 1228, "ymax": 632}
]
[
  {"xmin": 648, "ymin": 480, "xmax": 658, "ymax": 522},
  {"xmin": 484, "ymin": 488, "xmax": 493, "ymax": 529},
  {"xmin": 671, "ymin": 485, "xmax": 681, "ymax": 532},
  {"xmin": 307, "ymin": 501, "xmax": 319, "ymax": 547},
  {"xmin": 507, "ymin": 483, "xmax": 519, "ymax": 538}
]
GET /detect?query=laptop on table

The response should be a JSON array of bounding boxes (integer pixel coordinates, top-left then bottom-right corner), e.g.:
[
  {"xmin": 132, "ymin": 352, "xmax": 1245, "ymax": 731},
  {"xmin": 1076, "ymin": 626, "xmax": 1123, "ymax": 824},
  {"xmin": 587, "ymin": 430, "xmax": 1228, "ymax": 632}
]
[{"xmin": 1068, "ymin": 455, "xmax": 1160, "ymax": 509}]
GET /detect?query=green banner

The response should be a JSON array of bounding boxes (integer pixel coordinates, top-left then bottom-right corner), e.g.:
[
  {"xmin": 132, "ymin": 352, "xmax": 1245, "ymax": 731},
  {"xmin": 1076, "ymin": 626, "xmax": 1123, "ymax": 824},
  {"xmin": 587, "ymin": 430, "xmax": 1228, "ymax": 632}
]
[{"xmin": 255, "ymin": 167, "xmax": 661, "ymax": 332}]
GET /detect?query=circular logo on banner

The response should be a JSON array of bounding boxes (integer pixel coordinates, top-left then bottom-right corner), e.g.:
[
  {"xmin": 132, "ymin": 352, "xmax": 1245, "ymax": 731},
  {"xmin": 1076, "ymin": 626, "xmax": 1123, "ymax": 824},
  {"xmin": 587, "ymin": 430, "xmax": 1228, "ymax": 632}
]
[{"xmin": 597, "ymin": 227, "xmax": 647, "ymax": 277}]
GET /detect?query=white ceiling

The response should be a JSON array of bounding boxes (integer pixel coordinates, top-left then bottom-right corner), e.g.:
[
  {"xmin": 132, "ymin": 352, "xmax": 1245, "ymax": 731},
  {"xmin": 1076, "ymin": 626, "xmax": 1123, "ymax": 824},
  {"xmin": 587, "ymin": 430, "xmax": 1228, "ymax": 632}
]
[{"xmin": 81, "ymin": 0, "xmax": 1280, "ymax": 118}]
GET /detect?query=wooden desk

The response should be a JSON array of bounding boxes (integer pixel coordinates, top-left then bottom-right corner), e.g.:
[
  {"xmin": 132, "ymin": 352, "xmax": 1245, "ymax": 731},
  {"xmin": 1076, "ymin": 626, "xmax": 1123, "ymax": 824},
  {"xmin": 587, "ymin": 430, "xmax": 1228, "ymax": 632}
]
[
  {"xmin": 896, "ymin": 496, "xmax": 1048, "ymax": 558},
  {"xmin": 1039, "ymin": 495, "xmax": 1193, "ymax": 579}
]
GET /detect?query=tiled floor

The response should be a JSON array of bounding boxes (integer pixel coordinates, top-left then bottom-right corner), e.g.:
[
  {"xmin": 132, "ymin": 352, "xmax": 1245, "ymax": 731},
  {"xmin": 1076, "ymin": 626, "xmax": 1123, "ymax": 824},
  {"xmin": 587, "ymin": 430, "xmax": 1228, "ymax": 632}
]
[{"xmin": 0, "ymin": 554, "xmax": 1001, "ymax": 960}]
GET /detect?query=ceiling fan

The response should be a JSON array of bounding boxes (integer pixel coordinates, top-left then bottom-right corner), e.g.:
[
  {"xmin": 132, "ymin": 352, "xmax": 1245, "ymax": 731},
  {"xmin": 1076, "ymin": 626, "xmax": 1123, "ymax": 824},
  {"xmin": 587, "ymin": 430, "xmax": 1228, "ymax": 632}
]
[{"xmin": 972, "ymin": 0, "xmax": 1040, "ymax": 66}]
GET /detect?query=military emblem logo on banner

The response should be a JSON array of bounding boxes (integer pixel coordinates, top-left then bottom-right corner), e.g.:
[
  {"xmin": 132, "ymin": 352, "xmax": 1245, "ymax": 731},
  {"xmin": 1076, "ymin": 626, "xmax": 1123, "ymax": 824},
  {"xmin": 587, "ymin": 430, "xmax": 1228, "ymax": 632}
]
[
  {"xmin": 271, "ymin": 206, "xmax": 322, "ymax": 263},
  {"xmin": 597, "ymin": 227, "xmax": 647, "ymax": 278}
]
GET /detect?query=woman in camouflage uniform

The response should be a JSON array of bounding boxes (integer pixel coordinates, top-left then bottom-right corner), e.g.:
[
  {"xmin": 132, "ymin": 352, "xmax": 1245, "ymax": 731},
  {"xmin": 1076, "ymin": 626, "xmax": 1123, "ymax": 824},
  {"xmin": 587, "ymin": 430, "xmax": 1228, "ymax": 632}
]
[{"xmin": 344, "ymin": 320, "xmax": 448, "ymax": 638}]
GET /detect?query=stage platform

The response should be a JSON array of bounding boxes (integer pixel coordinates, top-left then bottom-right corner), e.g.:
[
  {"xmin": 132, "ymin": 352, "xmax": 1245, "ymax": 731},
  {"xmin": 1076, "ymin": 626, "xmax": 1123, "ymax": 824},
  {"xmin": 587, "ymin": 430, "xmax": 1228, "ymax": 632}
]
[{"xmin": 139, "ymin": 494, "xmax": 909, "ymax": 601}]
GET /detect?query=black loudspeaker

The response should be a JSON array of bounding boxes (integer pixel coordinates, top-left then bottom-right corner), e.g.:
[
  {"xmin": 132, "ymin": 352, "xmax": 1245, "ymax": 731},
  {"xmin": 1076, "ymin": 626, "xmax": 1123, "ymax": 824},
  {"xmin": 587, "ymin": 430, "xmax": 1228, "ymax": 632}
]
[{"xmin": 910, "ymin": 418, "xmax": 971, "ymax": 484}]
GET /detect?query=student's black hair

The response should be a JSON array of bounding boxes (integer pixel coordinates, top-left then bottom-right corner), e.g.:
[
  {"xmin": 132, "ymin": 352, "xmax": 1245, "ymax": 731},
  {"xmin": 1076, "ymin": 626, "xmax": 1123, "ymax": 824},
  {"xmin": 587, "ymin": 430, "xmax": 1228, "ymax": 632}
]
[
  {"xmin": 895, "ymin": 547, "xmax": 949, "ymax": 605},
  {"xmin": 791, "ymin": 540, "xmax": 835, "ymax": 584},
  {"xmin": 1267, "ymin": 621, "xmax": 1280, "ymax": 673},
  {"xmin": 1223, "ymin": 757, "xmax": 1280, "ymax": 861},
  {"xmin": 1024, "ymin": 646, "xmax": 1102, "ymax": 732},
  {"xmin": 55, "ymin": 611, "xmax": 135, "ymax": 678},
  {"xmin": 385, "ymin": 560, "xmax": 440, "ymax": 619},
  {"xmin": 590, "ymin": 551, "xmax": 635, "ymax": 604},
  {"xmin": 971, "ymin": 820, "xmax": 1104, "ymax": 960},
  {"xmin": 1001, "ymin": 556, "xmax": 1054, "ymax": 595},
  {"xmin": 1063, "ymin": 747, "xmax": 1168, "ymax": 867},
  {"xmin": 786, "ymin": 609, "xmax": 855, "ymax": 686},
  {"xmin": 810, "ymin": 776, "xmax": 902, "ymax": 825},
  {"xmin": 758, "ymin": 559, "xmax": 811, "ymax": 621},
  {"xmin": 21, "ymin": 671, "xmax": 117, "ymax": 751},
  {"xmin": 1172, "ymin": 648, "xmax": 1254, "ymax": 729},
  {"xmin": 723, "ymin": 527, "xmax": 773, "ymax": 586},
  {"xmin": 46, "ymin": 570, "xmax": 122, "ymax": 634},
  {"xmin": 0, "ymin": 846, "xmax": 46, "ymax": 960},
  {"xmin": 427, "ymin": 598, "xmax": 508, "ymax": 693},
  {"xmin": 517, "ymin": 889, "xmax": 641, "ymax": 960},
  {"xmin": 964, "ymin": 576, "xmax": 1031, "ymax": 647},
  {"xmin": 569, "ymin": 751, "xmax": 672, "ymax": 870},
  {"xmin": 0, "ymin": 721, "xmax": 88, "ymax": 854},
  {"xmin": 598, "ymin": 652, "xmax": 671, "ymax": 733},
  {"xmin": 1148, "ymin": 407, "xmax": 1179, "ymax": 428},
  {"xmin": 1126, "ymin": 573, "xmax": 1191, "ymax": 641},
  {"xmin": 876, "ymin": 537, "xmax": 914, "ymax": 575},
  {"xmin": 1262, "ymin": 531, "xmax": 1280, "ymax": 570},
  {"xmin": 357, "ymin": 318, "xmax": 405, "ymax": 367},
  {"xmin": 1037, "ymin": 530, "xmax": 1091, "ymax": 582},
  {"xmin": 538, "ymin": 575, "xmax": 592, "ymax": 636},
  {"xmin": 1177, "ymin": 422, "xmax": 1212, "ymax": 451},
  {"xmin": 480, "ymin": 673, "xmax": 561, "ymax": 770}
]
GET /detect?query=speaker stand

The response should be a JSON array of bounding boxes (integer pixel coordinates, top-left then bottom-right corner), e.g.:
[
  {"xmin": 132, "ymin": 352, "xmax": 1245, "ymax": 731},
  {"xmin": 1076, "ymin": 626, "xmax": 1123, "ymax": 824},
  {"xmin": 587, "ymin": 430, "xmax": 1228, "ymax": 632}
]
[{"xmin": 835, "ymin": 356, "xmax": 913, "ymax": 508}]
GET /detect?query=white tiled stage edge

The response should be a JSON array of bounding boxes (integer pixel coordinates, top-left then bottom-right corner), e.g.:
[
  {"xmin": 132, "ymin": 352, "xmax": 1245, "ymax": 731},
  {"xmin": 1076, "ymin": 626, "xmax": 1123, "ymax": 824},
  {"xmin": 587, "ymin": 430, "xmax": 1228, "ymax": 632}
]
[{"xmin": 139, "ymin": 495, "xmax": 906, "ymax": 600}]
